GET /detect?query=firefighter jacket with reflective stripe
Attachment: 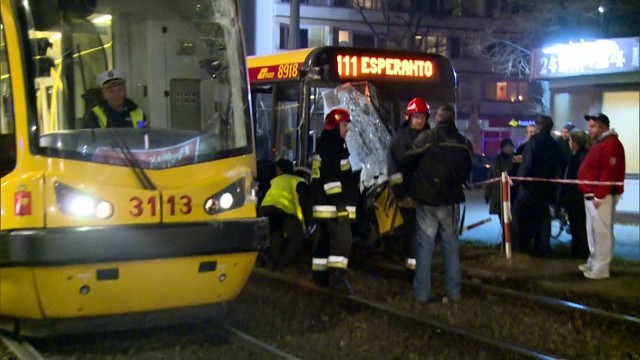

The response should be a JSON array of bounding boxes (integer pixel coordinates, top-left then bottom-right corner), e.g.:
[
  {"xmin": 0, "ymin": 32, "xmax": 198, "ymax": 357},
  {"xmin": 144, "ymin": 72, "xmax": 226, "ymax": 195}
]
[
  {"xmin": 260, "ymin": 174, "xmax": 305, "ymax": 223},
  {"xmin": 310, "ymin": 128, "xmax": 358, "ymax": 220},
  {"xmin": 84, "ymin": 99, "xmax": 145, "ymax": 128}
]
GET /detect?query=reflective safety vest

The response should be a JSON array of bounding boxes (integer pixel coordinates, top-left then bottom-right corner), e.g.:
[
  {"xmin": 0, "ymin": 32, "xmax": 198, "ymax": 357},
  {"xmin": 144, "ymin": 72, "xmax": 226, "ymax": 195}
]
[
  {"xmin": 92, "ymin": 105, "xmax": 144, "ymax": 128},
  {"xmin": 261, "ymin": 174, "xmax": 305, "ymax": 222}
]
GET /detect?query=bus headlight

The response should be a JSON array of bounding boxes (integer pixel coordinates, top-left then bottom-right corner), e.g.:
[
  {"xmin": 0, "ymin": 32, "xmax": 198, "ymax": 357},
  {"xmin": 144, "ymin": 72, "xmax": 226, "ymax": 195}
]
[
  {"xmin": 204, "ymin": 178, "xmax": 245, "ymax": 215},
  {"xmin": 55, "ymin": 182, "xmax": 114, "ymax": 219}
]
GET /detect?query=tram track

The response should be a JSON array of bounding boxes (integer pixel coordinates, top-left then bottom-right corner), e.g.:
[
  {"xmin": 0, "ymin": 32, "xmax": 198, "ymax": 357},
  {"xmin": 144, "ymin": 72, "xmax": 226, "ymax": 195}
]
[
  {"xmin": 252, "ymin": 268, "xmax": 561, "ymax": 359},
  {"xmin": 223, "ymin": 325, "xmax": 302, "ymax": 360},
  {"xmin": 361, "ymin": 260, "xmax": 640, "ymax": 329},
  {"xmin": 1, "ymin": 322, "xmax": 299, "ymax": 359},
  {"xmin": 1, "ymin": 335, "xmax": 44, "ymax": 360}
]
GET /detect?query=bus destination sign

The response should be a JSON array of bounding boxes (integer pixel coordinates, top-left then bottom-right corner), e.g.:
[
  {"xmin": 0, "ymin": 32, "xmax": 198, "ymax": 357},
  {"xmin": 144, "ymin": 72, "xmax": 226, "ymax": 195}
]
[
  {"xmin": 336, "ymin": 54, "xmax": 437, "ymax": 81},
  {"xmin": 248, "ymin": 63, "xmax": 302, "ymax": 82}
]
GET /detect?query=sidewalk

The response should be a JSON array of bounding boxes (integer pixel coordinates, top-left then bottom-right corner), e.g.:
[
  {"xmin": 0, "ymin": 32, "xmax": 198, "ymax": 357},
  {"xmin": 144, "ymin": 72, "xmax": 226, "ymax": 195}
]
[
  {"xmin": 460, "ymin": 189, "xmax": 640, "ymax": 261},
  {"xmin": 616, "ymin": 178, "xmax": 640, "ymax": 224}
]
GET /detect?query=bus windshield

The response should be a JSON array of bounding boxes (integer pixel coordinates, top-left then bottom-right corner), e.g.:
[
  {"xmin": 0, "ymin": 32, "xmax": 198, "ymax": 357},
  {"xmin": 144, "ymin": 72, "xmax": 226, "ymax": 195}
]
[{"xmin": 24, "ymin": 0, "xmax": 250, "ymax": 169}]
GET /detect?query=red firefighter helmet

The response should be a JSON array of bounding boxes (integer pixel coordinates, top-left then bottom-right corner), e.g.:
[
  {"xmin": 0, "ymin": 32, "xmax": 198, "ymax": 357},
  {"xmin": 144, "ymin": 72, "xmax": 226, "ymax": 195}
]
[
  {"xmin": 405, "ymin": 97, "xmax": 429, "ymax": 121},
  {"xmin": 324, "ymin": 108, "xmax": 350, "ymax": 130}
]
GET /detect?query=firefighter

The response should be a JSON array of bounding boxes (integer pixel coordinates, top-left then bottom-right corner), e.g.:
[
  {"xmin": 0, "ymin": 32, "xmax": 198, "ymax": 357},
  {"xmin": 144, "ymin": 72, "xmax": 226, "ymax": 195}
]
[
  {"xmin": 387, "ymin": 97, "xmax": 430, "ymax": 279},
  {"xmin": 260, "ymin": 159, "xmax": 313, "ymax": 271},
  {"xmin": 310, "ymin": 108, "xmax": 358, "ymax": 293},
  {"xmin": 83, "ymin": 69, "xmax": 147, "ymax": 129}
]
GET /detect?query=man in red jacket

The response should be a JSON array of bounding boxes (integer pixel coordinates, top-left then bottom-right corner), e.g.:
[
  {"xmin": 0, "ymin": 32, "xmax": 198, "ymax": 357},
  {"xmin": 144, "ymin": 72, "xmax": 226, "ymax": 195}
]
[{"xmin": 577, "ymin": 113, "xmax": 625, "ymax": 280}]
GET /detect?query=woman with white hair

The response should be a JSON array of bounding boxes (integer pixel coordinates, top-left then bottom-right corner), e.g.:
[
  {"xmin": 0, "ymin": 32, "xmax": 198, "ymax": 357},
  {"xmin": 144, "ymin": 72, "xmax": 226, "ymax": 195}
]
[{"xmin": 558, "ymin": 129, "xmax": 589, "ymax": 257}]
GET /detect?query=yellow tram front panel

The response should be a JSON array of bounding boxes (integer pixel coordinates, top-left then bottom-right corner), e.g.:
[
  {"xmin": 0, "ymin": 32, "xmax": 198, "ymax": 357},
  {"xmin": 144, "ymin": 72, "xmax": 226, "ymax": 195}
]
[
  {"xmin": 1, "ymin": 155, "xmax": 258, "ymax": 229},
  {"xmin": 20, "ymin": 253, "xmax": 257, "ymax": 318}
]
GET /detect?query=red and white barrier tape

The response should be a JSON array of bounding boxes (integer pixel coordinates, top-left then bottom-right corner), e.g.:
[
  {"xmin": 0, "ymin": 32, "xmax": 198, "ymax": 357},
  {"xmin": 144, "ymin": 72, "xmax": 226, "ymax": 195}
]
[
  {"xmin": 471, "ymin": 176, "xmax": 625, "ymax": 188},
  {"xmin": 509, "ymin": 176, "xmax": 624, "ymax": 186}
]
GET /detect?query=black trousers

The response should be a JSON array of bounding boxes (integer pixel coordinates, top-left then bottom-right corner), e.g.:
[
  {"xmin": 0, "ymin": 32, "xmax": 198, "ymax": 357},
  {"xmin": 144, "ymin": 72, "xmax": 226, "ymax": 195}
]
[
  {"xmin": 399, "ymin": 207, "xmax": 417, "ymax": 264},
  {"xmin": 261, "ymin": 206, "xmax": 304, "ymax": 268},
  {"xmin": 313, "ymin": 217, "xmax": 352, "ymax": 268},
  {"xmin": 565, "ymin": 199, "xmax": 588, "ymax": 257},
  {"xmin": 512, "ymin": 193, "xmax": 552, "ymax": 257}
]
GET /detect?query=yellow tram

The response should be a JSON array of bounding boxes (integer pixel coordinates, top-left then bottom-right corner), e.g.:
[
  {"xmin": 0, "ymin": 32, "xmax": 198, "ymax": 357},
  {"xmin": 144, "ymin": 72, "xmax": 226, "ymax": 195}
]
[{"xmin": 0, "ymin": 0, "xmax": 267, "ymax": 336}]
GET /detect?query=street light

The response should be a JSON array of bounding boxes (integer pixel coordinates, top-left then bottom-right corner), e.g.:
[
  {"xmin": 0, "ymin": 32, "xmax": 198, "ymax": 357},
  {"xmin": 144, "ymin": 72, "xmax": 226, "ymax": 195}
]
[{"xmin": 598, "ymin": 5, "xmax": 605, "ymax": 13}]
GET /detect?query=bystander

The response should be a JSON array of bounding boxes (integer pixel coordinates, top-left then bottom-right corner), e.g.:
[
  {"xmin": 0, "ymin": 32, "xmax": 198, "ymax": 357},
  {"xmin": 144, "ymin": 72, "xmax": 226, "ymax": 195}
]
[{"xmin": 578, "ymin": 113, "xmax": 625, "ymax": 279}]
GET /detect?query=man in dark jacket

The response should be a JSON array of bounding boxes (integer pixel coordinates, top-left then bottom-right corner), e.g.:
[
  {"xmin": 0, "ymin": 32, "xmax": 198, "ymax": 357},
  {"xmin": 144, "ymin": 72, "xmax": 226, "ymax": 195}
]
[
  {"xmin": 388, "ymin": 97, "xmax": 430, "ymax": 276},
  {"xmin": 403, "ymin": 104, "xmax": 473, "ymax": 303},
  {"xmin": 310, "ymin": 108, "xmax": 359, "ymax": 293},
  {"xmin": 511, "ymin": 115, "xmax": 565, "ymax": 257}
]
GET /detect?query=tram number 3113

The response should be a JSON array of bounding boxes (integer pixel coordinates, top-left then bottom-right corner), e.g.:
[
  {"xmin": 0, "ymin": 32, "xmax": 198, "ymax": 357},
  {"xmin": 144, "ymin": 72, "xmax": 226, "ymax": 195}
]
[{"xmin": 129, "ymin": 195, "xmax": 193, "ymax": 216}]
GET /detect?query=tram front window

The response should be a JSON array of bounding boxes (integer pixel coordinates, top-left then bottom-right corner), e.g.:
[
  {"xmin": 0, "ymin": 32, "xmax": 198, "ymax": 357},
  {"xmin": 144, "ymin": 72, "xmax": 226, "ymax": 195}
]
[{"xmin": 24, "ymin": 0, "xmax": 250, "ymax": 169}]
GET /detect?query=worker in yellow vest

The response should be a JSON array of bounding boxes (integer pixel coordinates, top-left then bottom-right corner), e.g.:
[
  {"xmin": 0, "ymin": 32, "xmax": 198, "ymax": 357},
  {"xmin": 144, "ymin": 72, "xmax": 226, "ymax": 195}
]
[
  {"xmin": 260, "ymin": 159, "xmax": 313, "ymax": 271},
  {"xmin": 83, "ymin": 69, "xmax": 147, "ymax": 129}
]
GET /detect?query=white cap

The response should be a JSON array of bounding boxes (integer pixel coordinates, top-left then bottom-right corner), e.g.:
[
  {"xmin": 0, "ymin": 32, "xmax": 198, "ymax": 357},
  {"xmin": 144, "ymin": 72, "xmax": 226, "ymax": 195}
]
[{"xmin": 96, "ymin": 69, "xmax": 126, "ymax": 87}]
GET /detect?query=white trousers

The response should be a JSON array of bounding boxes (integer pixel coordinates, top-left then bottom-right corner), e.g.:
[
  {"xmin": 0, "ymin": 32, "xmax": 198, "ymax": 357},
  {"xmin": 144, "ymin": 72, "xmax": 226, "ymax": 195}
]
[{"xmin": 584, "ymin": 195, "xmax": 618, "ymax": 276}]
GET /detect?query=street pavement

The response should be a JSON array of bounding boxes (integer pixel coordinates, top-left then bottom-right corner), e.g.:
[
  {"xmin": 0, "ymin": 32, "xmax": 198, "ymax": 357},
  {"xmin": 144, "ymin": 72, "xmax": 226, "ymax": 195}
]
[{"xmin": 460, "ymin": 188, "xmax": 640, "ymax": 261}]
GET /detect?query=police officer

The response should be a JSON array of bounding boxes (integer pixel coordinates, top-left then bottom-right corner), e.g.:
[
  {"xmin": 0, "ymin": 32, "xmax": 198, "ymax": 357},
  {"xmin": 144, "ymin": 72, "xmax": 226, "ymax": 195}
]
[
  {"xmin": 388, "ymin": 97, "xmax": 430, "ymax": 278},
  {"xmin": 83, "ymin": 69, "xmax": 147, "ymax": 129},
  {"xmin": 310, "ymin": 108, "xmax": 358, "ymax": 293},
  {"xmin": 260, "ymin": 159, "xmax": 312, "ymax": 271}
]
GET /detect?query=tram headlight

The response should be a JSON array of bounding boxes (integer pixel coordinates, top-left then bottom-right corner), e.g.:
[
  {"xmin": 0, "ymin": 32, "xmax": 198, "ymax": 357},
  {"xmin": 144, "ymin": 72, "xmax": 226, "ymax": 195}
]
[
  {"xmin": 69, "ymin": 195, "xmax": 95, "ymax": 217},
  {"xmin": 204, "ymin": 178, "xmax": 245, "ymax": 215},
  {"xmin": 55, "ymin": 182, "xmax": 114, "ymax": 219},
  {"xmin": 95, "ymin": 201, "xmax": 114, "ymax": 219}
]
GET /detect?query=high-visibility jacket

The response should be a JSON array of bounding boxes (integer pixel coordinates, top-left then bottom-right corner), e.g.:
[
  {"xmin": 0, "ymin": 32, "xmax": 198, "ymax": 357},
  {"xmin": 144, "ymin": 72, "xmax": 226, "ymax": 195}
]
[
  {"xmin": 261, "ymin": 174, "xmax": 305, "ymax": 223},
  {"xmin": 92, "ymin": 105, "xmax": 144, "ymax": 128}
]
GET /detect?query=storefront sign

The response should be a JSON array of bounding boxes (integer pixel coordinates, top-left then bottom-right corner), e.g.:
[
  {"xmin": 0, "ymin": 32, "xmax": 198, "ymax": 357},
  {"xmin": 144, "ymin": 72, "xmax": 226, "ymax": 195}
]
[
  {"xmin": 508, "ymin": 119, "xmax": 535, "ymax": 127},
  {"xmin": 486, "ymin": 117, "xmax": 535, "ymax": 128},
  {"xmin": 531, "ymin": 37, "xmax": 640, "ymax": 79}
]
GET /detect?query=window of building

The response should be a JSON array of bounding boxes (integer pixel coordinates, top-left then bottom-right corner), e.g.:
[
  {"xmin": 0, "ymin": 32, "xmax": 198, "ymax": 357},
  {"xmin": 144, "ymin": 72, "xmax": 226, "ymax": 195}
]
[
  {"xmin": 352, "ymin": 0, "xmax": 383, "ymax": 10},
  {"xmin": 338, "ymin": 30, "xmax": 350, "ymax": 46},
  {"xmin": 279, "ymin": 24, "xmax": 309, "ymax": 49},
  {"xmin": 417, "ymin": 35, "xmax": 448, "ymax": 56},
  {"xmin": 352, "ymin": 33, "xmax": 375, "ymax": 48},
  {"xmin": 449, "ymin": 37, "xmax": 460, "ymax": 59},
  {"xmin": 308, "ymin": 26, "xmax": 329, "ymax": 47},
  {"xmin": 484, "ymin": 80, "xmax": 529, "ymax": 102}
]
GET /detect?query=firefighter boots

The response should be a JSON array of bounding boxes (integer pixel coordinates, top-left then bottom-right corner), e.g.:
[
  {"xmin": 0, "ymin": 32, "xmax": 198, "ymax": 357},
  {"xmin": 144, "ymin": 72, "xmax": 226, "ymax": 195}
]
[
  {"xmin": 312, "ymin": 270, "xmax": 329, "ymax": 288},
  {"xmin": 329, "ymin": 268, "xmax": 356, "ymax": 295}
]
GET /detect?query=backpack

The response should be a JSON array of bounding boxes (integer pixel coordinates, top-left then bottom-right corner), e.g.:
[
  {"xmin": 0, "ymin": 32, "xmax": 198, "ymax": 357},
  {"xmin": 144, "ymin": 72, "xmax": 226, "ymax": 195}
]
[{"xmin": 412, "ymin": 130, "xmax": 471, "ymax": 206}]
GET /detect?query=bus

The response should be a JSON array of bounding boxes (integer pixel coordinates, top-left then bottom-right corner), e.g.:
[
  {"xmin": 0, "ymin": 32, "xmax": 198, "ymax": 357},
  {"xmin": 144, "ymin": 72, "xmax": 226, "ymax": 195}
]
[
  {"xmin": 248, "ymin": 46, "xmax": 456, "ymax": 240},
  {"xmin": 0, "ymin": 0, "xmax": 267, "ymax": 336}
]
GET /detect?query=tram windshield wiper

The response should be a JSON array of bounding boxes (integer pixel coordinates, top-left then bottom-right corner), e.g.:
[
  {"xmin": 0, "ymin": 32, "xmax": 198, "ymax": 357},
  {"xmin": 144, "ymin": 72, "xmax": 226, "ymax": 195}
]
[{"xmin": 106, "ymin": 129, "xmax": 157, "ymax": 190}]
